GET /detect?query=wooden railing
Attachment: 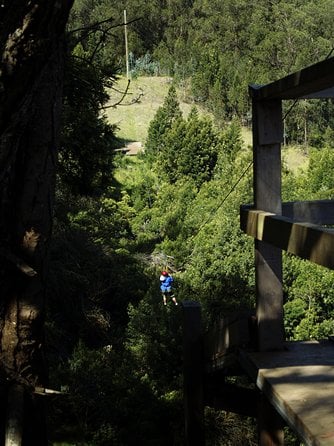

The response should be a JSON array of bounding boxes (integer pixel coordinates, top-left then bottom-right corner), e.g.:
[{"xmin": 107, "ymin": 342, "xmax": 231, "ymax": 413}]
[
  {"xmin": 182, "ymin": 56, "xmax": 334, "ymax": 446},
  {"xmin": 182, "ymin": 302, "xmax": 257, "ymax": 446},
  {"xmin": 241, "ymin": 200, "xmax": 334, "ymax": 270}
]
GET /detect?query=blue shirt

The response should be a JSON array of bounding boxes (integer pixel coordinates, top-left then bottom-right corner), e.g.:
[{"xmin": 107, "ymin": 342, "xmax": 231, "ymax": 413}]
[{"xmin": 160, "ymin": 275, "xmax": 173, "ymax": 293}]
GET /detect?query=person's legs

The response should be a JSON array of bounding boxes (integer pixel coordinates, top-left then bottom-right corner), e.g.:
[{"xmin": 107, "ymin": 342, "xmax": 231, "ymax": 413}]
[{"xmin": 162, "ymin": 289, "xmax": 178, "ymax": 306}]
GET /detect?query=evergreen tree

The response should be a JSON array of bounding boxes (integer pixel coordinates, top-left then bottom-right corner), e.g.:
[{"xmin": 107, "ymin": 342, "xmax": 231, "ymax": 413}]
[
  {"xmin": 177, "ymin": 109, "xmax": 219, "ymax": 186},
  {"xmin": 145, "ymin": 85, "xmax": 182, "ymax": 160},
  {"xmin": 60, "ymin": 55, "xmax": 118, "ymax": 195},
  {"xmin": 162, "ymin": 116, "xmax": 187, "ymax": 183}
]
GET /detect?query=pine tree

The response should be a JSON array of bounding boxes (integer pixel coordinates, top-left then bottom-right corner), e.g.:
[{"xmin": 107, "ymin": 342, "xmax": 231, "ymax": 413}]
[
  {"xmin": 145, "ymin": 85, "xmax": 182, "ymax": 160},
  {"xmin": 177, "ymin": 108, "xmax": 219, "ymax": 187}
]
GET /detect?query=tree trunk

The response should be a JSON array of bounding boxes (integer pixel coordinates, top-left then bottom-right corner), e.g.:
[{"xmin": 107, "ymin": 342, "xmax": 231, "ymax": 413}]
[{"xmin": 0, "ymin": 2, "xmax": 73, "ymax": 444}]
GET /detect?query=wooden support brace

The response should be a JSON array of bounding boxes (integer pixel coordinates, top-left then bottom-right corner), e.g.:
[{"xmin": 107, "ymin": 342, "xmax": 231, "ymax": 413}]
[
  {"xmin": 5, "ymin": 384, "xmax": 24, "ymax": 446},
  {"xmin": 252, "ymin": 98, "xmax": 284, "ymax": 352},
  {"xmin": 251, "ymin": 96, "xmax": 285, "ymax": 442},
  {"xmin": 258, "ymin": 394, "xmax": 284, "ymax": 446},
  {"xmin": 182, "ymin": 301, "xmax": 205, "ymax": 446}
]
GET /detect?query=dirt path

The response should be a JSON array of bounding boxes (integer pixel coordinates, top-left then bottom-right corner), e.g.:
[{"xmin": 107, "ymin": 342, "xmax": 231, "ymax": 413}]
[{"xmin": 125, "ymin": 141, "xmax": 142, "ymax": 155}]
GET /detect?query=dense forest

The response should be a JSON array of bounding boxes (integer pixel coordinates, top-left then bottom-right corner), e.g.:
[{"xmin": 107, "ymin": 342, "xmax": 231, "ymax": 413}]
[{"xmin": 1, "ymin": 0, "xmax": 334, "ymax": 445}]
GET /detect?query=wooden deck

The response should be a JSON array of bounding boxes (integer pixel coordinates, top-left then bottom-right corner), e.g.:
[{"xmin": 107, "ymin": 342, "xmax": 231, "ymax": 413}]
[{"xmin": 239, "ymin": 341, "xmax": 334, "ymax": 446}]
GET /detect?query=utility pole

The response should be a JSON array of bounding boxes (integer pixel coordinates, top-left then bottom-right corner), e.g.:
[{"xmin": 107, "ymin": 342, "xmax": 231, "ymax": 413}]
[{"xmin": 124, "ymin": 10, "xmax": 130, "ymax": 79}]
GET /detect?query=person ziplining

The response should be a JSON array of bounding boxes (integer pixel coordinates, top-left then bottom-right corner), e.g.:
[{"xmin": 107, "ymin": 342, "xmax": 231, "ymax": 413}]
[{"xmin": 160, "ymin": 270, "xmax": 178, "ymax": 306}]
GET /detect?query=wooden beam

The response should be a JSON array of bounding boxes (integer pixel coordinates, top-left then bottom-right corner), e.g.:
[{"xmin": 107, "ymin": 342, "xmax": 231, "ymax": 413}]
[
  {"xmin": 5, "ymin": 384, "xmax": 24, "ymax": 446},
  {"xmin": 252, "ymin": 98, "xmax": 284, "ymax": 352},
  {"xmin": 302, "ymin": 86, "xmax": 334, "ymax": 99},
  {"xmin": 282, "ymin": 200, "xmax": 334, "ymax": 224},
  {"xmin": 182, "ymin": 301, "xmax": 205, "ymax": 446},
  {"xmin": 258, "ymin": 395, "xmax": 285, "ymax": 446},
  {"xmin": 251, "ymin": 90, "xmax": 285, "ymax": 445},
  {"xmin": 240, "ymin": 207, "xmax": 334, "ymax": 270},
  {"xmin": 249, "ymin": 57, "xmax": 334, "ymax": 100}
]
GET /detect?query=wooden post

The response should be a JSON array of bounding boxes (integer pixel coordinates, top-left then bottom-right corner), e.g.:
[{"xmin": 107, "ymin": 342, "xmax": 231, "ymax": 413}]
[
  {"xmin": 5, "ymin": 384, "xmax": 24, "ymax": 446},
  {"xmin": 258, "ymin": 395, "xmax": 284, "ymax": 446},
  {"xmin": 251, "ymin": 95, "xmax": 285, "ymax": 352},
  {"xmin": 251, "ymin": 92, "xmax": 285, "ymax": 445},
  {"xmin": 182, "ymin": 301, "xmax": 204, "ymax": 446}
]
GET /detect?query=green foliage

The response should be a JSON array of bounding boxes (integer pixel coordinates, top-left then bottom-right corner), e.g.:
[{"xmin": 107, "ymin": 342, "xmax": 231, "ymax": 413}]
[
  {"xmin": 282, "ymin": 146, "xmax": 334, "ymax": 201},
  {"xmin": 126, "ymin": 294, "xmax": 183, "ymax": 395},
  {"xmin": 281, "ymin": 135, "xmax": 334, "ymax": 343},
  {"xmin": 68, "ymin": 0, "xmax": 126, "ymax": 69},
  {"xmin": 176, "ymin": 111, "xmax": 219, "ymax": 186},
  {"xmin": 284, "ymin": 298, "xmax": 307, "ymax": 339},
  {"xmin": 307, "ymin": 147, "xmax": 334, "ymax": 197},
  {"xmin": 146, "ymin": 91, "xmax": 220, "ymax": 187},
  {"xmin": 49, "ymin": 2, "xmax": 334, "ymax": 444},
  {"xmin": 67, "ymin": 192, "xmax": 135, "ymax": 249},
  {"xmin": 190, "ymin": 49, "xmax": 222, "ymax": 104},
  {"xmin": 129, "ymin": 52, "xmax": 161, "ymax": 77},
  {"xmin": 60, "ymin": 34, "xmax": 119, "ymax": 195},
  {"xmin": 283, "ymin": 255, "xmax": 334, "ymax": 340},
  {"xmin": 52, "ymin": 341, "xmax": 183, "ymax": 445},
  {"xmin": 221, "ymin": 119, "xmax": 243, "ymax": 162},
  {"xmin": 162, "ymin": 117, "xmax": 188, "ymax": 183},
  {"xmin": 145, "ymin": 85, "xmax": 182, "ymax": 160},
  {"xmin": 285, "ymin": 99, "xmax": 334, "ymax": 147}
]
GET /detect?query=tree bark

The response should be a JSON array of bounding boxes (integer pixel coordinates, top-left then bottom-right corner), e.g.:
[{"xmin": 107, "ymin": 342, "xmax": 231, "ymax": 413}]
[{"xmin": 0, "ymin": 2, "xmax": 73, "ymax": 444}]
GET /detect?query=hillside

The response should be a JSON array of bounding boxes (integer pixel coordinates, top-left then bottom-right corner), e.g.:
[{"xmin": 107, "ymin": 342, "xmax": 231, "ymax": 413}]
[
  {"xmin": 106, "ymin": 76, "xmax": 215, "ymax": 145},
  {"xmin": 106, "ymin": 76, "xmax": 308, "ymax": 172}
]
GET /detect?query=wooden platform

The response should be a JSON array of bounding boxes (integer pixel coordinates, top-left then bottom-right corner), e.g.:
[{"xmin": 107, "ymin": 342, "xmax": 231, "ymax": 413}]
[{"xmin": 239, "ymin": 341, "xmax": 334, "ymax": 446}]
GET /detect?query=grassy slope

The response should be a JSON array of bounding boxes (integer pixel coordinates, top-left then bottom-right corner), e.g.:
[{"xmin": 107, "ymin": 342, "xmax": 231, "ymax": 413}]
[
  {"xmin": 106, "ymin": 76, "xmax": 308, "ymax": 171},
  {"xmin": 106, "ymin": 76, "xmax": 211, "ymax": 145}
]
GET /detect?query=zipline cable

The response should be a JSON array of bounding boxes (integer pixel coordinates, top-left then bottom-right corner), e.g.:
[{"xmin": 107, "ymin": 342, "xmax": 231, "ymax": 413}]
[
  {"xmin": 190, "ymin": 160, "xmax": 253, "ymax": 240},
  {"xmin": 188, "ymin": 49, "xmax": 334, "ymax": 245},
  {"xmin": 282, "ymin": 48, "xmax": 334, "ymax": 121}
]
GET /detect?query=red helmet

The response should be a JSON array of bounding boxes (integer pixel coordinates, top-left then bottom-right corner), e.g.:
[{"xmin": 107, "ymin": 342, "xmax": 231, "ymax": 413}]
[{"xmin": 161, "ymin": 271, "xmax": 168, "ymax": 276}]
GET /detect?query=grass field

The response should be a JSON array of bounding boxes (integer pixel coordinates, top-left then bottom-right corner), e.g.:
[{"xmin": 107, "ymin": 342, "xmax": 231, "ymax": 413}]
[{"xmin": 106, "ymin": 76, "xmax": 210, "ymax": 145}]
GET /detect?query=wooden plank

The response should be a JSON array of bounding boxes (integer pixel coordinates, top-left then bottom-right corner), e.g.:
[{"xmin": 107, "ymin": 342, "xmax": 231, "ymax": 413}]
[
  {"xmin": 249, "ymin": 57, "xmax": 334, "ymax": 100},
  {"xmin": 182, "ymin": 301, "xmax": 205, "ymax": 446},
  {"xmin": 302, "ymin": 87, "xmax": 334, "ymax": 99},
  {"xmin": 239, "ymin": 341, "xmax": 334, "ymax": 446},
  {"xmin": 240, "ymin": 207, "xmax": 334, "ymax": 270},
  {"xmin": 282, "ymin": 200, "xmax": 334, "ymax": 225}
]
